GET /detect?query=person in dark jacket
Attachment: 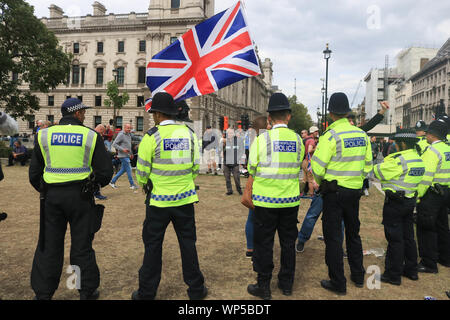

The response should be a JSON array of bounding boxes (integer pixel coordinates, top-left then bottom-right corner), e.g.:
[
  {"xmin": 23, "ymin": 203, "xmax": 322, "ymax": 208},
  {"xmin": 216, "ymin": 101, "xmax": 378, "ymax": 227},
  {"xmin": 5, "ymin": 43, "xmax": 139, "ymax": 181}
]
[
  {"xmin": 348, "ymin": 101, "xmax": 389, "ymax": 195},
  {"xmin": 29, "ymin": 98, "xmax": 113, "ymax": 300}
]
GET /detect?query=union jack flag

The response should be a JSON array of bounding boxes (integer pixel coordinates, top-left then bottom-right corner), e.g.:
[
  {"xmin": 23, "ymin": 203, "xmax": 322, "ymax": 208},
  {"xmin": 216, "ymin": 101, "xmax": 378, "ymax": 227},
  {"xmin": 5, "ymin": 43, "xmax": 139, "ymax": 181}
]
[{"xmin": 145, "ymin": 1, "xmax": 261, "ymax": 111}]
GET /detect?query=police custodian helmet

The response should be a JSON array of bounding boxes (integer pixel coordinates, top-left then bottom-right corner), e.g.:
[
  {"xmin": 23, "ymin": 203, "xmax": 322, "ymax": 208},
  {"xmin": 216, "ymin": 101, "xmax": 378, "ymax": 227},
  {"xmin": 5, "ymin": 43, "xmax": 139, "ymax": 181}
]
[
  {"xmin": 427, "ymin": 119, "xmax": 448, "ymax": 140},
  {"xmin": 414, "ymin": 120, "xmax": 428, "ymax": 131},
  {"xmin": 149, "ymin": 92, "xmax": 178, "ymax": 116},
  {"xmin": 328, "ymin": 92, "xmax": 351, "ymax": 115},
  {"xmin": 267, "ymin": 92, "xmax": 291, "ymax": 113}
]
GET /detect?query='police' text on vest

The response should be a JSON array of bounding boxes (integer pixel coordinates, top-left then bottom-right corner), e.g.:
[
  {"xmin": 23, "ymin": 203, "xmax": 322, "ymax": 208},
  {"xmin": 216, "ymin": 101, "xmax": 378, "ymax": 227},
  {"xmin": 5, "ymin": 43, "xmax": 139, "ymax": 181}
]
[{"xmin": 51, "ymin": 133, "xmax": 83, "ymax": 146}]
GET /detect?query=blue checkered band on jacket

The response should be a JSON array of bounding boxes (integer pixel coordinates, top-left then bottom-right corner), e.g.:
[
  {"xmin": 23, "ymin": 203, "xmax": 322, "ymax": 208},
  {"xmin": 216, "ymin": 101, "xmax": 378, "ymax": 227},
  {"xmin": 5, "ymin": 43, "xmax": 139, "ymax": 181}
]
[
  {"xmin": 252, "ymin": 194, "xmax": 300, "ymax": 204},
  {"xmin": 151, "ymin": 189, "xmax": 196, "ymax": 201},
  {"xmin": 45, "ymin": 167, "xmax": 91, "ymax": 174}
]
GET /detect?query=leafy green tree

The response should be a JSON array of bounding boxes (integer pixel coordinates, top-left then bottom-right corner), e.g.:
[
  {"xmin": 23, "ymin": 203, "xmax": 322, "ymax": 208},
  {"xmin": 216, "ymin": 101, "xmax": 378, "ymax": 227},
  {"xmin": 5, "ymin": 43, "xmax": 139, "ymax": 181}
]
[
  {"xmin": 104, "ymin": 80, "xmax": 130, "ymax": 130},
  {"xmin": 0, "ymin": 0, "xmax": 71, "ymax": 120},
  {"xmin": 287, "ymin": 95, "xmax": 313, "ymax": 134}
]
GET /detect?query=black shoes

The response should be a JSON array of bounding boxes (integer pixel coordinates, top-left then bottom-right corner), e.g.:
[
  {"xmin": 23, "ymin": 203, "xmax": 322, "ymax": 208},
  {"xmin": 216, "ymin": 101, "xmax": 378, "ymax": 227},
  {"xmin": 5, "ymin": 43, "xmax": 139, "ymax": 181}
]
[
  {"xmin": 402, "ymin": 272, "xmax": 419, "ymax": 281},
  {"xmin": 237, "ymin": 190, "xmax": 243, "ymax": 195},
  {"xmin": 189, "ymin": 286, "xmax": 208, "ymax": 300},
  {"xmin": 277, "ymin": 282, "xmax": 292, "ymax": 296},
  {"xmin": 80, "ymin": 289, "xmax": 100, "ymax": 300},
  {"xmin": 295, "ymin": 242, "xmax": 304, "ymax": 253},
  {"xmin": 131, "ymin": 290, "xmax": 155, "ymax": 300},
  {"xmin": 417, "ymin": 263, "xmax": 438, "ymax": 274},
  {"xmin": 438, "ymin": 259, "xmax": 450, "ymax": 268},
  {"xmin": 380, "ymin": 274, "xmax": 401, "ymax": 286},
  {"xmin": 226, "ymin": 191, "xmax": 233, "ymax": 195},
  {"xmin": 320, "ymin": 280, "xmax": 346, "ymax": 295},
  {"xmin": 247, "ymin": 283, "xmax": 271, "ymax": 300},
  {"xmin": 350, "ymin": 275, "xmax": 364, "ymax": 288}
]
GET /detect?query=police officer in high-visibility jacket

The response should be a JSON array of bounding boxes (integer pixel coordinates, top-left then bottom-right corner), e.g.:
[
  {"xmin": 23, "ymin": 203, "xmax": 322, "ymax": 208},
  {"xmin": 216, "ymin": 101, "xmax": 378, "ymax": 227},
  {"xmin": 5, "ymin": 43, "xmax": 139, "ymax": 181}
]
[
  {"xmin": 415, "ymin": 120, "xmax": 429, "ymax": 156},
  {"xmin": 416, "ymin": 119, "xmax": 450, "ymax": 273},
  {"xmin": 438, "ymin": 114, "xmax": 450, "ymax": 142},
  {"xmin": 373, "ymin": 129, "xmax": 425, "ymax": 286},
  {"xmin": 311, "ymin": 92, "xmax": 372, "ymax": 295},
  {"xmin": 29, "ymin": 98, "xmax": 113, "ymax": 300},
  {"xmin": 132, "ymin": 92, "xmax": 207, "ymax": 300},
  {"xmin": 247, "ymin": 93, "xmax": 304, "ymax": 300}
]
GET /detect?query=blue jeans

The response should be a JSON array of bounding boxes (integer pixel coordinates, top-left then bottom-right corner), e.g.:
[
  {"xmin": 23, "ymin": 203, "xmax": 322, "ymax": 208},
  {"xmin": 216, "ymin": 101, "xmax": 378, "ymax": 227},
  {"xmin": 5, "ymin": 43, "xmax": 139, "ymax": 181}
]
[
  {"xmin": 297, "ymin": 193, "xmax": 345, "ymax": 244},
  {"xmin": 245, "ymin": 209, "xmax": 254, "ymax": 250},
  {"xmin": 111, "ymin": 157, "xmax": 135, "ymax": 186}
]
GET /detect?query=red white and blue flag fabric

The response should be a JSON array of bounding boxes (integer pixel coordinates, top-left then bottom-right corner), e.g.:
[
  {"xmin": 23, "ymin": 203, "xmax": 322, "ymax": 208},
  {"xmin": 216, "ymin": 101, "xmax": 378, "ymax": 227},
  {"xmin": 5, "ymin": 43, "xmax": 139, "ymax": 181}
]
[{"xmin": 145, "ymin": 1, "xmax": 261, "ymax": 111}]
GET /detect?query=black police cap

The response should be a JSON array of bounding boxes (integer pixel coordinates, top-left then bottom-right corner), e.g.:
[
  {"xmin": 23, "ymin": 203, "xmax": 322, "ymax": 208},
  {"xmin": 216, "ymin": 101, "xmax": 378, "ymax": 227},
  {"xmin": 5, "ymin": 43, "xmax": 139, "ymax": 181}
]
[
  {"xmin": 393, "ymin": 128, "xmax": 418, "ymax": 143},
  {"xmin": 149, "ymin": 92, "xmax": 178, "ymax": 116},
  {"xmin": 61, "ymin": 98, "xmax": 91, "ymax": 116},
  {"xmin": 175, "ymin": 100, "xmax": 192, "ymax": 122},
  {"xmin": 267, "ymin": 93, "xmax": 291, "ymax": 112},
  {"xmin": 328, "ymin": 92, "xmax": 351, "ymax": 115},
  {"xmin": 427, "ymin": 119, "xmax": 448, "ymax": 140}
]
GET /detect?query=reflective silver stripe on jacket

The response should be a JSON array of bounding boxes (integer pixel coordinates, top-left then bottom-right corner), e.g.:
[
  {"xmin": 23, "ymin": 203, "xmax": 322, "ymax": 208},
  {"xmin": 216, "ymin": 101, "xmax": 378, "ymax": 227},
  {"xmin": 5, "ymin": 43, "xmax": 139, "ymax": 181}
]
[
  {"xmin": 376, "ymin": 163, "xmax": 387, "ymax": 181},
  {"xmin": 312, "ymin": 155, "xmax": 327, "ymax": 168},
  {"xmin": 255, "ymin": 172, "xmax": 299, "ymax": 180},
  {"xmin": 326, "ymin": 169, "xmax": 362, "ymax": 176},
  {"xmin": 258, "ymin": 162, "xmax": 300, "ymax": 168},
  {"xmin": 83, "ymin": 130, "xmax": 96, "ymax": 168},
  {"xmin": 40, "ymin": 129, "xmax": 52, "ymax": 167},
  {"xmin": 151, "ymin": 168, "xmax": 192, "ymax": 176}
]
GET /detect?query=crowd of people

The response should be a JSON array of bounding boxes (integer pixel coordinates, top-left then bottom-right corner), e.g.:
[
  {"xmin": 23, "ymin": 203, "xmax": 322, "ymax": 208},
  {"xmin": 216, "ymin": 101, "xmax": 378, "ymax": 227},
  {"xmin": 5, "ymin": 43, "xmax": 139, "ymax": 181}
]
[{"xmin": 0, "ymin": 91, "xmax": 449, "ymax": 301}]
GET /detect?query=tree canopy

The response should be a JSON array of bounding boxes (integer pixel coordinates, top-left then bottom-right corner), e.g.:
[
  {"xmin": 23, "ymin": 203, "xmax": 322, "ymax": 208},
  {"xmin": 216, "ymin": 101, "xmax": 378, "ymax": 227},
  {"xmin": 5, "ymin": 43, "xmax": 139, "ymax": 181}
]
[
  {"xmin": 0, "ymin": 0, "xmax": 71, "ymax": 120},
  {"xmin": 287, "ymin": 95, "xmax": 313, "ymax": 134}
]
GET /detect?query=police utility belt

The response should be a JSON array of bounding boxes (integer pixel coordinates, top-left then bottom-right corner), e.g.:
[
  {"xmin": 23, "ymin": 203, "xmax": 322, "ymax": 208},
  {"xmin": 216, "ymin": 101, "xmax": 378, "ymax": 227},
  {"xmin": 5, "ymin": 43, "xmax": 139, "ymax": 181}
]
[{"xmin": 428, "ymin": 183, "xmax": 449, "ymax": 197}]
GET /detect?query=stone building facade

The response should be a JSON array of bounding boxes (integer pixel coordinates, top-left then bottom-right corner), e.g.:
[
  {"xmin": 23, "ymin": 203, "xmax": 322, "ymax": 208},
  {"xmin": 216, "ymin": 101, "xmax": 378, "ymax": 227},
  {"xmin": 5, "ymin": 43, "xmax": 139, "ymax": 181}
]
[
  {"xmin": 408, "ymin": 39, "xmax": 450, "ymax": 128},
  {"xmin": 11, "ymin": 1, "xmax": 273, "ymax": 134}
]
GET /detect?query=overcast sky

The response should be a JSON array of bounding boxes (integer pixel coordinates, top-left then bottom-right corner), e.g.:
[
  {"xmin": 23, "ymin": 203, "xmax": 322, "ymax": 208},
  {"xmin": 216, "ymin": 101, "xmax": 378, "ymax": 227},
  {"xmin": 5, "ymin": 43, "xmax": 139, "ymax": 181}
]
[{"xmin": 27, "ymin": 0, "xmax": 450, "ymax": 120}]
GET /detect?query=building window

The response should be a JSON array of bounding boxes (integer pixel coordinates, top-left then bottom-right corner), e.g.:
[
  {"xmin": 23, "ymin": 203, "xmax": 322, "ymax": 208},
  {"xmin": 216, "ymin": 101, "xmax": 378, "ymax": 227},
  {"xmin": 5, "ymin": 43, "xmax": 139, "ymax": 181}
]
[
  {"xmin": 97, "ymin": 42, "xmax": 103, "ymax": 53},
  {"xmin": 96, "ymin": 68, "xmax": 104, "ymax": 85},
  {"xmin": 137, "ymin": 96, "xmax": 145, "ymax": 107},
  {"xmin": 94, "ymin": 116, "xmax": 102, "ymax": 127},
  {"xmin": 74, "ymin": 42, "xmax": 80, "ymax": 54},
  {"xmin": 139, "ymin": 40, "xmax": 146, "ymax": 52},
  {"xmin": 77, "ymin": 96, "xmax": 83, "ymax": 102},
  {"xmin": 72, "ymin": 65, "xmax": 80, "ymax": 84},
  {"xmin": 136, "ymin": 117, "xmax": 144, "ymax": 131},
  {"xmin": 138, "ymin": 67, "xmax": 146, "ymax": 84},
  {"xmin": 48, "ymin": 96, "xmax": 54, "ymax": 106},
  {"xmin": 117, "ymin": 67, "xmax": 125, "ymax": 85},
  {"xmin": 95, "ymin": 95, "xmax": 102, "ymax": 107},
  {"xmin": 66, "ymin": 95, "xmax": 72, "ymax": 100},
  {"xmin": 47, "ymin": 115, "xmax": 54, "ymax": 124},
  {"xmin": 171, "ymin": 0, "xmax": 180, "ymax": 9},
  {"xmin": 116, "ymin": 116, "xmax": 123, "ymax": 129},
  {"xmin": 28, "ymin": 115, "xmax": 35, "ymax": 129},
  {"xmin": 118, "ymin": 41, "xmax": 125, "ymax": 53},
  {"xmin": 170, "ymin": 37, "xmax": 178, "ymax": 44},
  {"xmin": 81, "ymin": 67, "xmax": 85, "ymax": 84}
]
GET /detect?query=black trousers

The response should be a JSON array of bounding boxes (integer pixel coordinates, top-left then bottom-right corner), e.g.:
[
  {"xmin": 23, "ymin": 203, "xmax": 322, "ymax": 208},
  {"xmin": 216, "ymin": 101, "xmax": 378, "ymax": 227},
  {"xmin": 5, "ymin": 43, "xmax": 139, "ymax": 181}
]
[
  {"xmin": 382, "ymin": 197, "xmax": 418, "ymax": 280},
  {"xmin": 31, "ymin": 184, "xmax": 99, "ymax": 299},
  {"xmin": 223, "ymin": 165, "xmax": 241, "ymax": 193},
  {"xmin": 8, "ymin": 153, "xmax": 28, "ymax": 166},
  {"xmin": 138, "ymin": 203, "xmax": 205, "ymax": 299},
  {"xmin": 417, "ymin": 191, "xmax": 450, "ymax": 269},
  {"xmin": 322, "ymin": 187, "xmax": 365, "ymax": 290},
  {"xmin": 253, "ymin": 205, "xmax": 298, "ymax": 290}
]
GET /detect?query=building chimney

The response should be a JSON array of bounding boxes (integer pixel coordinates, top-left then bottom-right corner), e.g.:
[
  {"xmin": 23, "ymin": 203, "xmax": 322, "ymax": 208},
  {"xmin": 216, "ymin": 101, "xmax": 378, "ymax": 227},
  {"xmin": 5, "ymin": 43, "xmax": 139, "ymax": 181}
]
[
  {"xmin": 49, "ymin": 4, "xmax": 64, "ymax": 19},
  {"xmin": 92, "ymin": 1, "xmax": 106, "ymax": 16},
  {"xmin": 420, "ymin": 58, "xmax": 429, "ymax": 70}
]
